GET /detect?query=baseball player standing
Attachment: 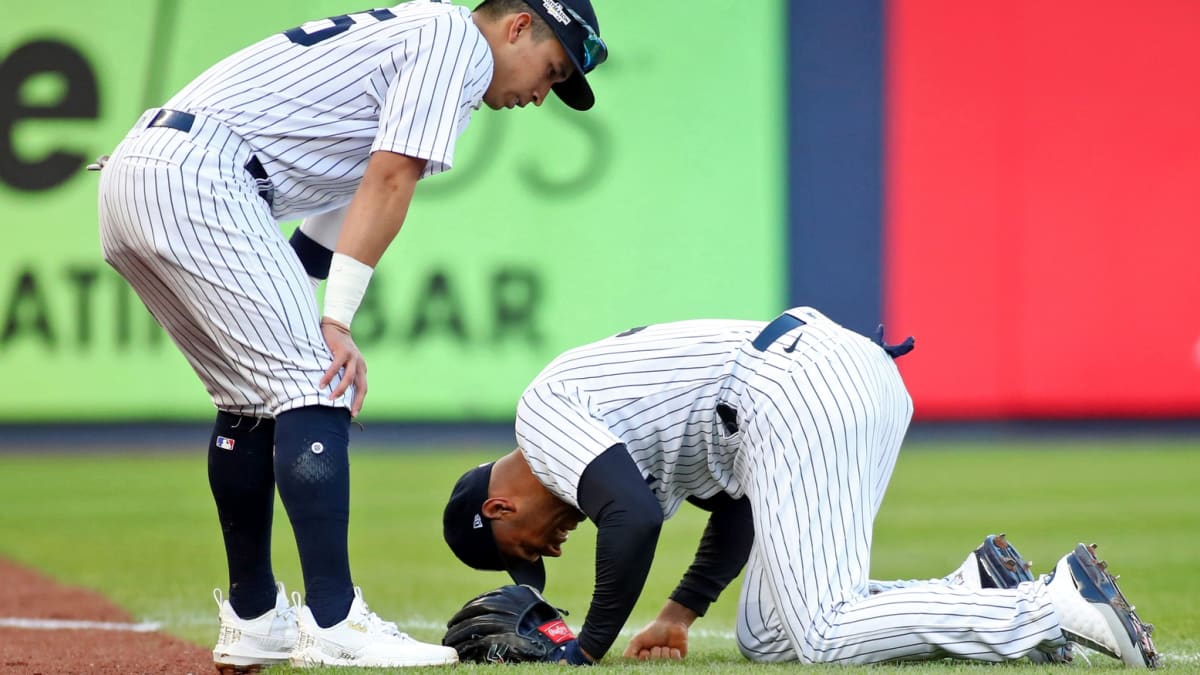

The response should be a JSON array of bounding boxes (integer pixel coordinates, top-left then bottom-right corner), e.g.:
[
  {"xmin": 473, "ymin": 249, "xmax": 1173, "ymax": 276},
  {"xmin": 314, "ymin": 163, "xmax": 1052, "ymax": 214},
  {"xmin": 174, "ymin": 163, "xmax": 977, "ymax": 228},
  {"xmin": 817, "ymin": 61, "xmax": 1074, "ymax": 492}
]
[
  {"xmin": 95, "ymin": 0, "xmax": 607, "ymax": 670},
  {"xmin": 443, "ymin": 307, "xmax": 1159, "ymax": 667}
]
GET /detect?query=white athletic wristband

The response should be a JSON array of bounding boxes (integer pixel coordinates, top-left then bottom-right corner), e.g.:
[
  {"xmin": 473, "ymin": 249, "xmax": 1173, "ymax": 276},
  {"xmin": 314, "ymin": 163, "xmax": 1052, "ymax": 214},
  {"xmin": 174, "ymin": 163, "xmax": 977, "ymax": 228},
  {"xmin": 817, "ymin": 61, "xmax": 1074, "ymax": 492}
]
[{"xmin": 323, "ymin": 252, "xmax": 374, "ymax": 328}]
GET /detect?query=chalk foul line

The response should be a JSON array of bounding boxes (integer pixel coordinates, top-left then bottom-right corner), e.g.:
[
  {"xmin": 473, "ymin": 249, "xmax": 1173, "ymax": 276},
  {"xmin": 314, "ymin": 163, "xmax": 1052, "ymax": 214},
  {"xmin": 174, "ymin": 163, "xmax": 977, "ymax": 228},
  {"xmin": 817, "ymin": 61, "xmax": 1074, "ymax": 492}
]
[{"xmin": 0, "ymin": 617, "xmax": 162, "ymax": 632}]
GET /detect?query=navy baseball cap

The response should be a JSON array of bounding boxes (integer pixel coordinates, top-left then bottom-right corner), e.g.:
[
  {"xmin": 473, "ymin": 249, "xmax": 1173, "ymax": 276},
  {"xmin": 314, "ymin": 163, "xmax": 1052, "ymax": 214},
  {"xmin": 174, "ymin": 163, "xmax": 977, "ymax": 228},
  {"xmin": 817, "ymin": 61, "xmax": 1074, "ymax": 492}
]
[
  {"xmin": 443, "ymin": 462, "xmax": 547, "ymax": 590},
  {"xmin": 522, "ymin": 0, "xmax": 607, "ymax": 110}
]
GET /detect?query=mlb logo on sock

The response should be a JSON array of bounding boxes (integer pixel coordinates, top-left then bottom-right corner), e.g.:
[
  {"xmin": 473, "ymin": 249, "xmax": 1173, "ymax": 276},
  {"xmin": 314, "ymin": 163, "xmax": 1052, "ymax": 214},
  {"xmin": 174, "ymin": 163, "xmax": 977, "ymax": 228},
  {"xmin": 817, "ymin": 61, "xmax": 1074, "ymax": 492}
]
[{"xmin": 216, "ymin": 436, "xmax": 236, "ymax": 450}]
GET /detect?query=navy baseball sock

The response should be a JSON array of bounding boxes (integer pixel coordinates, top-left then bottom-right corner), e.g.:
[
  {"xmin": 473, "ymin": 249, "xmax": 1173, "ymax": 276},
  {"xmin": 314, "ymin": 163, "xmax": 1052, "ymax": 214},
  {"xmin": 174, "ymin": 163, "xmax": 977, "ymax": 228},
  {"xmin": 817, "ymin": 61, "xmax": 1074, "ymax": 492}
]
[
  {"xmin": 207, "ymin": 411, "xmax": 278, "ymax": 619},
  {"xmin": 274, "ymin": 405, "xmax": 354, "ymax": 627}
]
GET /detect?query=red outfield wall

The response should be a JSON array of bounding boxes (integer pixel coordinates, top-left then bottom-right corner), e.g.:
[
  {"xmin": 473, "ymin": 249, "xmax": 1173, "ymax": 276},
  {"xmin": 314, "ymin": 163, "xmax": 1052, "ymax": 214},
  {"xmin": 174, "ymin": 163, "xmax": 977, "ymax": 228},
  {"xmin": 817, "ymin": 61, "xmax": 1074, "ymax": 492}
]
[{"xmin": 885, "ymin": 1, "xmax": 1200, "ymax": 418}]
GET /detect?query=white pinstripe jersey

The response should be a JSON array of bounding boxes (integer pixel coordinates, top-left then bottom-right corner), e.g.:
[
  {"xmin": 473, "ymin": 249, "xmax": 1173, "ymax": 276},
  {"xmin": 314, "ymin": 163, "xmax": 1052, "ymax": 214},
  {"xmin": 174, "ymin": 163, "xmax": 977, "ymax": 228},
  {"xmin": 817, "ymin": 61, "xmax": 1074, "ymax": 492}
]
[
  {"xmin": 164, "ymin": 1, "xmax": 493, "ymax": 220},
  {"xmin": 515, "ymin": 319, "xmax": 766, "ymax": 518},
  {"xmin": 515, "ymin": 315, "xmax": 1071, "ymax": 666}
]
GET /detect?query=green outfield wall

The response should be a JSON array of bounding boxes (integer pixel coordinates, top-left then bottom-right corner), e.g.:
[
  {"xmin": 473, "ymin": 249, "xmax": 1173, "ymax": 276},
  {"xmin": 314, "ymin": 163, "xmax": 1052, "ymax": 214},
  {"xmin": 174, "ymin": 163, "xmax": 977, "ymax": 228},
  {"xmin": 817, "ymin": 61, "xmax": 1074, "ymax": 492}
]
[{"xmin": 0, "ymin": 1, "xmax": 785, "ymax": 421}]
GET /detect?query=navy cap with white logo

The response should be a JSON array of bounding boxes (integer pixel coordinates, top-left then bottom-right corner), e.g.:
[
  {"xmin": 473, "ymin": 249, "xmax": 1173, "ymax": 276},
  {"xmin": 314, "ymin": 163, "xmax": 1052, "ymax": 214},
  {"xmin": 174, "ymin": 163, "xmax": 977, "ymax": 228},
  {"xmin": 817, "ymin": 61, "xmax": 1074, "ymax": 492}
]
[
  {"xmin": 522, "ymin": 0, "xmax": 607, "ymax": 110},
  {"xmin": 442, "ymin": 462, "xmax": 547, "ymax": 590}
]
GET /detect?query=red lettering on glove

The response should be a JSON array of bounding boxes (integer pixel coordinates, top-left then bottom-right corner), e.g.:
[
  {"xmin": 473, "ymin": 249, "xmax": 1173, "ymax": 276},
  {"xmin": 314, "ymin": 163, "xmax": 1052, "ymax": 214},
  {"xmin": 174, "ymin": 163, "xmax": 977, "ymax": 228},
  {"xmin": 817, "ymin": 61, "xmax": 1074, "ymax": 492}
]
[{"xmin": 537, "ymin": 619, "xmax": 575, "ymax": 644}]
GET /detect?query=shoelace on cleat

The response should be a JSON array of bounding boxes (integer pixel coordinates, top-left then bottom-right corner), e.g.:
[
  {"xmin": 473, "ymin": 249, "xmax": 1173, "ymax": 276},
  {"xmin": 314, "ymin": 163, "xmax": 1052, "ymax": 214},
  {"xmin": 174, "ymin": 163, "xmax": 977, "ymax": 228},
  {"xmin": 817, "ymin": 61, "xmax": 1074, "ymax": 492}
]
[
  {"xmin": 357, "ymin": 601, "xmax": 409, "ymax": 639},
  {"xmin": 277, "ymin": 602, "xmax": 298, "ymax": 626}
]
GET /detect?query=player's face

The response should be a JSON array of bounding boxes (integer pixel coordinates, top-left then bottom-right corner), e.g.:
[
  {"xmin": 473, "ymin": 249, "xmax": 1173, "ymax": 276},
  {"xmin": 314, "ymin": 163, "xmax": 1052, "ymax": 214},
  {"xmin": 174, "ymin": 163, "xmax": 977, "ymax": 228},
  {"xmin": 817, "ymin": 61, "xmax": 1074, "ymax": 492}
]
[
  {"xmin": 491, "ymin": 491, "xmax": 583, "ymax": 563},
  {"xmin": 483, "ymin": 16, "xmax": 573, "ymax": 110}
]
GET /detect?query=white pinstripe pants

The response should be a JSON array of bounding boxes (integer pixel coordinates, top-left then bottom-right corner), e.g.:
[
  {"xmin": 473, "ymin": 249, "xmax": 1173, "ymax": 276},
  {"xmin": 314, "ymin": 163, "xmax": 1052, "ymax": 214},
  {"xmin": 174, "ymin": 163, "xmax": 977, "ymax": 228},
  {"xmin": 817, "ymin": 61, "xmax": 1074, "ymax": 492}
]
[
  {"xmin": 730, "ymin": 309, "xmax": 1065, "ymax": 663},
  {"xmin": 97, "ymin": 109, "xmax": 352, "ymax": 416}
]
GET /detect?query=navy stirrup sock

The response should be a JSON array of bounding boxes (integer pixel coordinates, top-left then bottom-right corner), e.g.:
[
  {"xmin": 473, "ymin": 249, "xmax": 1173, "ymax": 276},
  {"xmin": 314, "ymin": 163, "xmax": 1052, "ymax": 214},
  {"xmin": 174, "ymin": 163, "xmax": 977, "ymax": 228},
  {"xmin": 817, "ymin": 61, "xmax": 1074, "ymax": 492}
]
[
  {"xmin": 274, "ymin": 405, "xmax": 354, "ymax": 627},
  {"xmin": 208, "ymin": 411, "xmax": 278, "ymax": 619}
]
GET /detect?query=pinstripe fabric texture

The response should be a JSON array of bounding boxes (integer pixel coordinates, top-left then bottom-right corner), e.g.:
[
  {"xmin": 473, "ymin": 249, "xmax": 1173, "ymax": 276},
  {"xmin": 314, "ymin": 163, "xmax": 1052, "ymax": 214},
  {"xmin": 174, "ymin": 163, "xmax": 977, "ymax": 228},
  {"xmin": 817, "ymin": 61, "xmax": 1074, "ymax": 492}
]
[
  {"xmin": 98, "ymin": 111, "xmax": 342, "ymax": 416},
  {"xmin": 164, "ymin": 1, "xmax": 492, "ymax": 220},
  {"xmin": 516, "ymin": 308, "xmax": 1066, "ymax": 663},
  {"xmin": 517, "ymin": 318, "xmax": 762, "ymax": 515},
  {"xmin": 97, "ymin": 1, "xmax": 493, "ymax": 415}
]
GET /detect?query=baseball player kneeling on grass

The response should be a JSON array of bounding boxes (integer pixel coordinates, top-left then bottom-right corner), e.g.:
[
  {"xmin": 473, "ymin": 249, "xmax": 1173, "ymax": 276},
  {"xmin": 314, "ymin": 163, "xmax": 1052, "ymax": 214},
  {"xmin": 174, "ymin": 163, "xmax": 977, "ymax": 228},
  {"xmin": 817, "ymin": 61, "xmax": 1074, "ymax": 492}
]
[
  {"xmin": 94, "ymin": 0, "xmax": 607, "ymax": 671},
  {"xmin": 442, "ymin": 307, "xmax": 1160, "ymax": 667}
]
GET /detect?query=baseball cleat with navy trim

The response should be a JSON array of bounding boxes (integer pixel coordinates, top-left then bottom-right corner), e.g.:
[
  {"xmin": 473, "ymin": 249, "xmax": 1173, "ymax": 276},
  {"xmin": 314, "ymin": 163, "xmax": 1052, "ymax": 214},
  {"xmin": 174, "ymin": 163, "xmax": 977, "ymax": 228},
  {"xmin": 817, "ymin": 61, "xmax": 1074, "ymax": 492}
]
[
  {"xmin": 1044, "ymin": 543, "xmax": 1159, "ymax": 668},
  {"xmin": 974, "ymin": 533, "xmax": 1035, "ymax": 588}
]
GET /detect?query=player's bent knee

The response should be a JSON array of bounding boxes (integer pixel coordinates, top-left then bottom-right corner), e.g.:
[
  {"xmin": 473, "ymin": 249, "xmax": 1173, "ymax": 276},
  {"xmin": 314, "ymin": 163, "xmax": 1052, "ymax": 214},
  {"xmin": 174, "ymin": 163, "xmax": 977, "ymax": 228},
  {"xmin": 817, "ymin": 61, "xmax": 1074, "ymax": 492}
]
[
  {"xmin": 274, "ymin": 405, "xmax": 351, "ymax": 483},
  {"xmin": 736, "ymin": 633, "xmax": 797, "ymax": 663}
]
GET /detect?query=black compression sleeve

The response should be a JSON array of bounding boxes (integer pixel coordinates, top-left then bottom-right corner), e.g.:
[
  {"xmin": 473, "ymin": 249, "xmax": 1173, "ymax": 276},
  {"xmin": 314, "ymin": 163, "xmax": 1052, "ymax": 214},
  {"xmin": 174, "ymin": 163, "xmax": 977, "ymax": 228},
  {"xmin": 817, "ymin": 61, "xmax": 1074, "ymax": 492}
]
[
  {"xmin": 575, "ymin": 444, "xmax": 664, "ymax": 659},
  {"xmin": 669, "ymin": 493, "xmax": 754, "ymax": 617}
]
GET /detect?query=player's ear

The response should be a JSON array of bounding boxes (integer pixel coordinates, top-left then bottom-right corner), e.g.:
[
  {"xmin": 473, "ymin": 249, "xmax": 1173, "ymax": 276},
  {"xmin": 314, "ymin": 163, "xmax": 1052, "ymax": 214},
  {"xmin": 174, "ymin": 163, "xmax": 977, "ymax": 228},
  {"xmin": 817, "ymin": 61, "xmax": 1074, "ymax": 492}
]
[
  {"xmin": 507, "ymin": 12, "xmax": 533, "ymax": 43},
  {"xmin": 481, "ymin": 496, "xmax": 516, "ymax": 519}
]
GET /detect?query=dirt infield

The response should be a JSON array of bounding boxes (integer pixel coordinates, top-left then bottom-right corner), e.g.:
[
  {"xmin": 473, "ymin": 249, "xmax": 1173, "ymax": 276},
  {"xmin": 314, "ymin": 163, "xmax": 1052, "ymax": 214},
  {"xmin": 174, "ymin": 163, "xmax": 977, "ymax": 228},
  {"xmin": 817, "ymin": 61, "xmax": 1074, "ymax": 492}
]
[{"xmin": 0, "ymin": 558, "xmax": 211, "ymax": 674}]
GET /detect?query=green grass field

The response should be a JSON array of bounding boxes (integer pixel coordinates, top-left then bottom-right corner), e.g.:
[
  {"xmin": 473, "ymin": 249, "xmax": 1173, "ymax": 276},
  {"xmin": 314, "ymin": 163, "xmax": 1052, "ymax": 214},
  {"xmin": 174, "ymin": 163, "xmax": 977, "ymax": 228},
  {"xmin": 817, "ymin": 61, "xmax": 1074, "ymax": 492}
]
[{"xmin": 1, "ymin": 438, "xmax": 1197, "ymax": 673}]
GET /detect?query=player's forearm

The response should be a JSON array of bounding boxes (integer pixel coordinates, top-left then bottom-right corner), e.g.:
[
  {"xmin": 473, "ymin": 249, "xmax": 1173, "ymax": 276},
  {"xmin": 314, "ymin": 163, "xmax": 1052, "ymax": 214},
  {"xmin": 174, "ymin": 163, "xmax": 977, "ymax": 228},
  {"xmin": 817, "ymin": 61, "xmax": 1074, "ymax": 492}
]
[
  {"xmin": 670, "ymin": 494, "xmax": 753, "ymax": 616},
  {"xmin": 334, "ymin": 150, "xmax": 425, "ymax": 266},
  {"xmin": 322, "ymin": 151, "xmax": 425, "ymax": 327},
  {"xmin": 576, "ymin": 445, "xmax": 665, "ymax": 659},
  {"xmin": 654, "ymin": 598, "xmax": 699, "ymax": 627},
  {"xmin": 579, "ymin": 509, "xmax": 661, "ymax": 658}
]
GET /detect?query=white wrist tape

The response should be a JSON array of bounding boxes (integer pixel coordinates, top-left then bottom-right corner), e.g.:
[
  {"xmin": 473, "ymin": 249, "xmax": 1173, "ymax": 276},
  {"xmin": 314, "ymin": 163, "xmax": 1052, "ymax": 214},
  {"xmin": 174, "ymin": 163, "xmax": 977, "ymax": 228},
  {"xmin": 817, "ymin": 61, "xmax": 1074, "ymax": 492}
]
[{"xmin": 323, "ymin": 252, "xmax": 373, "ymax": 328}]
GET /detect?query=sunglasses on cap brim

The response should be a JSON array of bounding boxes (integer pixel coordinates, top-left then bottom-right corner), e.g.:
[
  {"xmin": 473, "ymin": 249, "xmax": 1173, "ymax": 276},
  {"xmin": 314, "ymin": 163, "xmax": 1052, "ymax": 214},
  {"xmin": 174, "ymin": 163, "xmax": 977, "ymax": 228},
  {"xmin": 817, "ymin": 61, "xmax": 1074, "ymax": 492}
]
[{"xmin": 560, "ymin": 3, "xmax": 607, "ymax": 73}]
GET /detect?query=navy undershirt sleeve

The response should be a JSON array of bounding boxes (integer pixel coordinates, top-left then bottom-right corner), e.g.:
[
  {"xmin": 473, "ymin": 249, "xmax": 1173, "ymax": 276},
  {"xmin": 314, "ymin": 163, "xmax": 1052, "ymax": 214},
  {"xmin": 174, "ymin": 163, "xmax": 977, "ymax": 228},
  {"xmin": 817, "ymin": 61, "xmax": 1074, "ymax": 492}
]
[
  {"xmin": 288, "ymin": 228, "xmax": 332, "ymax": 279},
  {"xmin": 669, "ymin": 493, "xmax": 754, "ymax": 616},
  {"xmin": 575, "ymin": 444, "xmax": 664, "ymax": 659}
]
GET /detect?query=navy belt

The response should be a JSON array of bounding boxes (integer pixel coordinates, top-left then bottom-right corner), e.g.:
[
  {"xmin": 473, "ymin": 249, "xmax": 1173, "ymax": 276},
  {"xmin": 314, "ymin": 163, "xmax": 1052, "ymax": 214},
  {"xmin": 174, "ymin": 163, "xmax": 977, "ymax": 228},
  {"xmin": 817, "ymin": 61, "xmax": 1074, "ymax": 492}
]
[
  {"xmin": 752, "ymin": 313, "xmax": 805, "ymax": 351},
  {"xmin": 146, "ymin": 109, "xmax": 194, "ymax": 133},
  {"xmin": 147, "ymin": 109, "xmax": 274, "ymax": 209},
  {"xmin": 753, "ymin": 311, "xmax": 915, "ymax": 360}
]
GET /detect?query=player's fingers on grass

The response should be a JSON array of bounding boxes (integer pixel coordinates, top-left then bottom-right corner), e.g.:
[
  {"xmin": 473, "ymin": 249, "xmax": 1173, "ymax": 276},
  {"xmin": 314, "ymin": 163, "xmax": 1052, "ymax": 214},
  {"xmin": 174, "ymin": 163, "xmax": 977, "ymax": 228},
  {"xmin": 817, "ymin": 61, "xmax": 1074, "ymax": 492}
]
[
  {"xmin": 635, "ymin": 647, "xmax": 674, "ymax": 661},
  {"xmin": 659, "ymin": 646, "xmax": 682, "ymax": 660}
]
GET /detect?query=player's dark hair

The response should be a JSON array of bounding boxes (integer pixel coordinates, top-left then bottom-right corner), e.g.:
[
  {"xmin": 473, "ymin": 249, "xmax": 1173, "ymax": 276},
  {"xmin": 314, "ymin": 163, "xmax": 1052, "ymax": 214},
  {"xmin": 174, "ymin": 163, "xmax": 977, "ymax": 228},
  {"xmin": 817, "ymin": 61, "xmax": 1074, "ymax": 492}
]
[{"xmin": 474, "ymin": 0, "xmax": 555, "ymax": 41}]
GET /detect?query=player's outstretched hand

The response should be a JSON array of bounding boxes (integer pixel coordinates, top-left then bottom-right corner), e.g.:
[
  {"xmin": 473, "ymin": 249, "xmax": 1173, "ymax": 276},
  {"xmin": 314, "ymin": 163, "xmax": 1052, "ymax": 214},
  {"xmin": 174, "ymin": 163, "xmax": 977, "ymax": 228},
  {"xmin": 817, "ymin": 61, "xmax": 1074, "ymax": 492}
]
[
  {"xmin": 319, "ymin": 318, "xmax": 367, "ymax": 416},
  {"xmin": 623, "ymin": 619, "xmax": 688, "ymax": 661}
]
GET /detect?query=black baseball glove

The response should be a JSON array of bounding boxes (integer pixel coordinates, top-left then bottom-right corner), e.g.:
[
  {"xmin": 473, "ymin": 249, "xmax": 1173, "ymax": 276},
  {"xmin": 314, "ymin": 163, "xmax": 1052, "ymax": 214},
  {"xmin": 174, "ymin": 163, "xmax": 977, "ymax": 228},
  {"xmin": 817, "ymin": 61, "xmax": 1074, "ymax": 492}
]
[{"xmin": 443, "ymin": 584, "xmax": 578, "ymax": 664}]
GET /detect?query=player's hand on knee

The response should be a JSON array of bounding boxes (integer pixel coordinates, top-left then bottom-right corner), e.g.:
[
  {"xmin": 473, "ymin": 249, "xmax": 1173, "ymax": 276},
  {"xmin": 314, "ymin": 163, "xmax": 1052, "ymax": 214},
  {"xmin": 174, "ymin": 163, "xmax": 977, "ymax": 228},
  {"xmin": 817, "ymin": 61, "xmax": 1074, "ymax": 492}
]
[
  {"xmin": 319, "ymin": 318, "xmax": 368, "ymax": 416},
  {"xmin": 623, "ymin": 620, "xmax": 688, "ymax": 660}
]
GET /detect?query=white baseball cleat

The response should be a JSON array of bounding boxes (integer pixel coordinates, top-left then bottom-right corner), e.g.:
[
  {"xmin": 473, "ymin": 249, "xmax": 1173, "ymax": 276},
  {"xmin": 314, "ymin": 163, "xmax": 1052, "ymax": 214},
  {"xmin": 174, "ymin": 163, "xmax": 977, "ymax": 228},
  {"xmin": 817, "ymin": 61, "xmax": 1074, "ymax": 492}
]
[
  {"xmin": 290, "ymin": 587, "xmax": 458, "ymax": 668},
  {"xmin": 212, "ymin": 582, "xmax": 299, "ymax": 674},
  {"xmin": 1044, "ymin": 543, "xmax": 1159, "ymax": 668}
]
